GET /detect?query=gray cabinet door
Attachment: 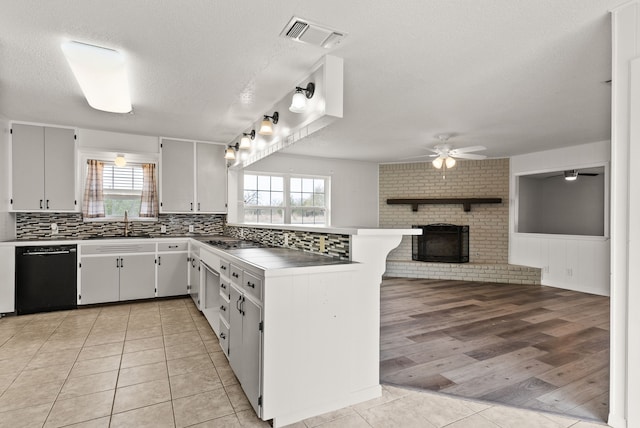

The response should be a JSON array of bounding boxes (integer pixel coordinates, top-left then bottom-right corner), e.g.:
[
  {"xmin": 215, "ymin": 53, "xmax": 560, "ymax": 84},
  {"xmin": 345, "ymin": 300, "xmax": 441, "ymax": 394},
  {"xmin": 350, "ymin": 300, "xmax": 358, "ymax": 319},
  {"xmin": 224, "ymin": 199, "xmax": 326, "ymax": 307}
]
[
  {"xmin": 196, "ymin": 143, "xmax": 226, "ymax": 212},
  {"xmin": 11, "ymin": 124, "xmax": 45, "ymax": 210},
  {"xmin": 160, "ymin": 139, "xmax": 194, "ymax": 212},
  {"xmin": 119, "ymin": 254, "xmax": 156, "ymax": 301},
  {"xmin": 242, "ymin": 296, "xmax": 262, "ymax": 415},
  {"xmin": 44, "ymin": 127, "xmax": 76, "ymax": 210},
  {"xmin": 80, "ymin": 257, "xmax": 119, "ymax": 304},
  {"xmin": 157, "ymin": 252, "xmax": 188, "ymax": 297}
]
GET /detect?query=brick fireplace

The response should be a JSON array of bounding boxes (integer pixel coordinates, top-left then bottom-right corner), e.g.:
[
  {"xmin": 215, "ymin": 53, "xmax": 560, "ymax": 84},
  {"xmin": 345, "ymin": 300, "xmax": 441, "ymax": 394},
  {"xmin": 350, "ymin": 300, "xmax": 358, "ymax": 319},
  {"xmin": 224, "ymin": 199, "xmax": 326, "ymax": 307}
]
[{"xmin": 379, "ymin": 158, "xmax": 540, "ymax": 285}]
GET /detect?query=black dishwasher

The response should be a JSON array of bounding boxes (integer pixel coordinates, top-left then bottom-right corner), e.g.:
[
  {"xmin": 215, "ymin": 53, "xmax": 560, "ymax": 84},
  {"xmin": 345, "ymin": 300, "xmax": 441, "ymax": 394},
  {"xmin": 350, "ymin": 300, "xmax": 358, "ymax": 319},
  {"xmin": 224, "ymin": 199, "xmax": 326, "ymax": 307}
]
[{"xmin": 15, "ymin": 245, "xmax": 77, "ymax": 315}]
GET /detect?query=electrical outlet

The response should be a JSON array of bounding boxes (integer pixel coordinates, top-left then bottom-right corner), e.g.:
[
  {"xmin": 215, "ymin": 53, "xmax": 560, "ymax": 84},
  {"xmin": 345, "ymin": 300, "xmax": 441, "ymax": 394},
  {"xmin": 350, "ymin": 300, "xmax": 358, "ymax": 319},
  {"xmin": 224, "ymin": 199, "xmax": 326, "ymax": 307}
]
[
  {"xmin": 160, "ymin": 225, "xmax": 167, "ymax": 233},
  {"xmin": 50, "ymin": 223, "xmax": 58, "ymax": 235},
  {"xmin": 319, "ymin": 236, "xmax": 325, "ymax": 252},
  {"xmin": 188, "ymin": 225, "xmax": 194, "ymax": 233}
]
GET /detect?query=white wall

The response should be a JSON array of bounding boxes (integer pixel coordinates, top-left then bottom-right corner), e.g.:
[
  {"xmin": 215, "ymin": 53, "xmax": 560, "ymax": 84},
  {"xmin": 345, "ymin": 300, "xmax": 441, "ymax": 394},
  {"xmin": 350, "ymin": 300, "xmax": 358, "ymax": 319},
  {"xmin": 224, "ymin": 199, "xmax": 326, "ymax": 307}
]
[
  {"xmin": 230, "ymin": 153, "xmax": 379, "ymax": 227},
  {"xmin": 0, "ymin": 115, "xmax": 15, "ymax": 240},
  {"xmin": 77, "ymin": 128, "xmax": 159, "ymax": 153},
  {"xmin": 510, "ymin": 141, "xmax": 610, "ymax": 296}
]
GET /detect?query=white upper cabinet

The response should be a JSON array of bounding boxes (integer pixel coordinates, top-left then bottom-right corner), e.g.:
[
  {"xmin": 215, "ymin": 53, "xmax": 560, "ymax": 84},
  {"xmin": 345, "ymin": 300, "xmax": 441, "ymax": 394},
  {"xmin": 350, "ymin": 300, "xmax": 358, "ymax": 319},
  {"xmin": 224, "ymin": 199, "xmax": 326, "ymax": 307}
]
[
  {"xmin": 196, "ymin": 142, "xmax": 226, "ymax": 212},
  {"xmin": 11, "ymin": 123, "xmax": 76, "ymax": 211},
  {"xmin": 160, "ymin": 139, "xmax": 195, "ymax": 212},
  {"xmin": 160, "ymin": 138, "xmax": 226, "ymax": 213}
]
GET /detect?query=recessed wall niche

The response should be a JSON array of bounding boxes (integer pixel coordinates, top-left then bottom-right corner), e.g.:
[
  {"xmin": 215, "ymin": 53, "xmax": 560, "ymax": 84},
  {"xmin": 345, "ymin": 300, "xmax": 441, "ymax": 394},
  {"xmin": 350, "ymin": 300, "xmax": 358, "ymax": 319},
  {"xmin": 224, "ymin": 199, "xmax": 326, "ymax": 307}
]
[{"xmin": 517, "ymin": 166, "xmax": 606, "ymax": 236}]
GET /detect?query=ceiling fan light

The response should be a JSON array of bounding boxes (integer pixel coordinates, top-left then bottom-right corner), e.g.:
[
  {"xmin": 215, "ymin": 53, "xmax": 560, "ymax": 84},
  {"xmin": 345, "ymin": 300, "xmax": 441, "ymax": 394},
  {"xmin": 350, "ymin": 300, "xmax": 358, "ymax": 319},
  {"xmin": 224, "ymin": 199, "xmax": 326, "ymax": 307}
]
[
  {"xmin": 432, "ymin": 157, "xmax": 444, "ymax": 169},
  {"xmin": 564, "ymin": 170, "xmax": 578, "ymax": 181},
  {"xmin": 445, "ymin": 157, "xmax": 456, "ymax": 168}
]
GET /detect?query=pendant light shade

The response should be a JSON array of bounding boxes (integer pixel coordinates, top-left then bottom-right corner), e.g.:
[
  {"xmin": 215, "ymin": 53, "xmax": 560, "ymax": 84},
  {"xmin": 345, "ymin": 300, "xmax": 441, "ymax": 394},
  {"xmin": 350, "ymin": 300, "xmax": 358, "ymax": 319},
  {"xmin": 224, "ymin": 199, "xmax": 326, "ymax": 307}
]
[
  {"xmin": 224, "ymin": 147, "xmax": 236, "ymax": 160},
  {"xmin": 432, "ymin": 157, "xmax": 444, "ymax": 169},
  {"xmin": 289, "ymin": 82, "xmax": 315, "ymax": 113},
  {"xmin": 114, "ymin": 154, "xmax": 127, "ymax": 167},
  {"xmin": 239, "ymin": 130, "xmax": 255, "ymax": 149},
  {"xmin": 258, "ymin": 112, "xmax": 279, "ymax": 135}
]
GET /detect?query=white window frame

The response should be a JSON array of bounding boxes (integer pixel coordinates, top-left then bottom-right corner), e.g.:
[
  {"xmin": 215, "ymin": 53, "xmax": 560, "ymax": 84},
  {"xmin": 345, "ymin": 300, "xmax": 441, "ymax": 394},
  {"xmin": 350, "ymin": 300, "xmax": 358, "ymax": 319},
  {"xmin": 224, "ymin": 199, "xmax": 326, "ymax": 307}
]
[{"xmin": 242, "ymin": 172, "xmax": 331, "ymax": 225}]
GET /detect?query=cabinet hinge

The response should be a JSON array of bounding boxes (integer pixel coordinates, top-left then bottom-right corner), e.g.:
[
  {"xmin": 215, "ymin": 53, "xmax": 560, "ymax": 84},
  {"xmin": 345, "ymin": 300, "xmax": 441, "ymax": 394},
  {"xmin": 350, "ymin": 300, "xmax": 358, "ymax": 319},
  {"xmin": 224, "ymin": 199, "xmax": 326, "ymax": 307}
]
[
  {"xmin": 160, "ymin": 202, "xmax": 163, "ymax": 207},
  {"xmin": 160, "ymin": 143, "xmax": 163, "ymax": 148},
  {"xmin": 79, "ymin": 263, "xmax": 82, "ymax": 268},
  {"xmin": 74, "ymin": 200, "xmax": 77, "ymax": 205},
  {"xmin": 259, "ymin": 321, "xmax": 263, "ymax": 332},
  {"xmin": 78, "ymin": 294, "xmax": 81, "ymax": 300},
  {"xmin": 10, "ymin": 198, "xmax": 13, "ymax": 204},
  {"xmin": 258, "ymin": 396, "xmax": 263, "ymax": 406},
  {"xmin": 10, "ymin": 129, "xmax": 12, "ymax": 134},
  {"xmin": 155, "ymin": 288, "xmax": 157, "ymax": 293},
  {"xmin": 74, "ymin": 134, "xmax": 77, "ymax": 140}
]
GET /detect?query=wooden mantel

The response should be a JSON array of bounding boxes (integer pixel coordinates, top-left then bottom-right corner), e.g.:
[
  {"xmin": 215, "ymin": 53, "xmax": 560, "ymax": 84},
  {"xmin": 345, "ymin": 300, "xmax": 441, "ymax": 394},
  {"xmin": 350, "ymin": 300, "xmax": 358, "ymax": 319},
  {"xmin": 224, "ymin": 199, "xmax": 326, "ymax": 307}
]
[{"xmin": 386, "ymin": 198, "xmax": 502, "ymax": 212}]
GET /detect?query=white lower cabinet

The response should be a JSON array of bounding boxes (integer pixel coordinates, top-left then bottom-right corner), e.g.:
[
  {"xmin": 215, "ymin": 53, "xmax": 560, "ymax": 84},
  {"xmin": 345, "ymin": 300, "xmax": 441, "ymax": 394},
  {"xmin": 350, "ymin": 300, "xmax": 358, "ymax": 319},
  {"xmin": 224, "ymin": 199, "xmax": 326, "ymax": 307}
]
[
  {"xmin": 80, "ymin": 254, "xmax": 155, "ymax": 304},
  {"xmin": 157, "ymin": 252, "xmax": 188, "ymax": 297},
  {"xmin": 189, "ymin": 254, "xmax": 201, "ymax": 308},
  {"xmin": 119, "ymin": 254, "xmax": 156, "ymax": 300},
  {"xmin": 229, "ymin": 283, "xmax": 262, "ymax": 415}
]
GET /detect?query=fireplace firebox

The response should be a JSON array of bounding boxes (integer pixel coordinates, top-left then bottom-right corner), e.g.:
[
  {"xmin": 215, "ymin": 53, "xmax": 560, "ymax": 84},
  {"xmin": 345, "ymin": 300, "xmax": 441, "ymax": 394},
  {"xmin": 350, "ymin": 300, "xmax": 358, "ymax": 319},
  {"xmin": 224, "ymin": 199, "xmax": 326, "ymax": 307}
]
[{"xmin": 412, "ymin": 224, "xmax": 469, "ymax": 263}]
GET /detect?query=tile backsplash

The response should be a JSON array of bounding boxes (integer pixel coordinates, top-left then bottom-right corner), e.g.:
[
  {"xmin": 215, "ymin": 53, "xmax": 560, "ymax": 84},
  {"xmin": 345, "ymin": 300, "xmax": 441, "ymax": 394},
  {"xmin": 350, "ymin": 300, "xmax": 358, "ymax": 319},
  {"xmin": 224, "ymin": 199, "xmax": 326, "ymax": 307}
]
[
  {"xmin": 15, "ymin": 212, "xmax": 225, "ymax": 240},
  {"xmin": 225, "ymin": 225, "xmax": 350, "ymax": 260}
]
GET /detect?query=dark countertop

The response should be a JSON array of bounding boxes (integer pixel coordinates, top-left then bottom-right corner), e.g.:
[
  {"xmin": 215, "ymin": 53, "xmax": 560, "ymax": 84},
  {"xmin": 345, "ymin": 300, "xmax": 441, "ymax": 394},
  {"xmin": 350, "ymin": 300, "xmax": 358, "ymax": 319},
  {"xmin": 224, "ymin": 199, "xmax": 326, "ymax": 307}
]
[{"xmin": 221, "ymin": 247, "xmax": 353, "ymax": 270}]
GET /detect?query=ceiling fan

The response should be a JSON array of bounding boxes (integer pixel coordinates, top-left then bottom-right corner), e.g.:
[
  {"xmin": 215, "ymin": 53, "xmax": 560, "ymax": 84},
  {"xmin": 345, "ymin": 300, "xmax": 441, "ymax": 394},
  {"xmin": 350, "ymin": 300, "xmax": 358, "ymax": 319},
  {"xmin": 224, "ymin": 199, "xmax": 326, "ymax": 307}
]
[
  {"xmin": 546, "ymin": 169, "xmax": 600, "ymax": 181},
  {"xmin": 406, "ymin": 135, "xmax": 487, "ymax": 168}
]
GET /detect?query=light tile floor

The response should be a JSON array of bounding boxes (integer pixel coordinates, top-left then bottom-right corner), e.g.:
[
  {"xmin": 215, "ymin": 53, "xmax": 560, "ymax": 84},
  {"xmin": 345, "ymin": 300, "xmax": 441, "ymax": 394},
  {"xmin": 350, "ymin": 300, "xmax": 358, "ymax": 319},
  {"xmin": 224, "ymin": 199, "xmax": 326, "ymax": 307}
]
[{"xmin": 0, "ymin": 298, "xmax": 609, "ymax": 428}]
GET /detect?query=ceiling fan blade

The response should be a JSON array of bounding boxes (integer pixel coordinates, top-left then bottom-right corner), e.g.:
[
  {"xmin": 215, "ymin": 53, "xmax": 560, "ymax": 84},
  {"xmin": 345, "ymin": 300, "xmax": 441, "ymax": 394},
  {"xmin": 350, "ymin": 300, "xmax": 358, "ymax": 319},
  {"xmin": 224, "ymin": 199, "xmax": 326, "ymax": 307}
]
[
  {"xmin": 395, "ymin": 154, "xmax": 436, "ymax": 161},
  {"xmin": 449, "ymin": 145, "xmax": 486, "ymax": 155},
  {"xmin": 453, "ymin": 153, "xmax": 487, "ymax": 160},
  {"xmin": 578, "ymin": 173, "xmax": 599, "ymax": 176}
]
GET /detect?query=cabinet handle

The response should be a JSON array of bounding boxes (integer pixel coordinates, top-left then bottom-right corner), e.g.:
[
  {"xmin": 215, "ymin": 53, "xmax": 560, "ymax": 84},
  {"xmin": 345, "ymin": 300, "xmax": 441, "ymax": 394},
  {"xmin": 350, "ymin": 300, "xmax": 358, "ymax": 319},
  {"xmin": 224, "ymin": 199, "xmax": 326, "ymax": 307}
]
[
  {"xmin": 220, "ymin": 265, "xmax": 226, "ymax": 271},
  {"xmin": 220, "ymin": 332, "xmax": 226, "ymax": 339},
  {"xmin": 168, "ymin": 245, "xmax": 178, "ymax": 249},
  {"xmin": 158, "ymin": 256, "xmax": 161, "ymax": 266},
  {"xmin": 39, "ymin": 199, "xmax": 43, "ymax": 209},
  {"xmin": 46, "ymin": 199, "xmax": 49, "ymax": 209},
  {"xmin": 232, "ymin": 272, "xmax": 239, "ymax": 278},
  {"xmin": 236, "ymin": 295, "xmax": 243, "ymax": 314},
  {"xmin": 247, "ymin": 281, "xmax": 255, "ymax": 289},
  {"xmin": 190, "ymin": 202, "xmax": 193, "ymax": 211},
  {"xmin": 116, "ymin": 258, "xmax": 120, "ymax": 268},
  {"xmin": 221, "ymin": 283, "xmax": 226, "ymax": 289},
  {"xmin": 198, "ymin": 202, "xmax": 201, "ymax": 211},
  {"xmin": 220, "ymin": 305, "xmax": 226, "ymax": 311},
  {"xmin": 120, "ymin": 257, "xmax": 124, "ymax": 268}
]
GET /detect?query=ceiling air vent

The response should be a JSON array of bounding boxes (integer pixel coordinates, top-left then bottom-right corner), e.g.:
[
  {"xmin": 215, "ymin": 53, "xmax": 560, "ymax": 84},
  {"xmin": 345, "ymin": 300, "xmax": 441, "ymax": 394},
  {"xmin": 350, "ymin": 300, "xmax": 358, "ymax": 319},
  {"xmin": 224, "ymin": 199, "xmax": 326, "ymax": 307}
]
[{"xmin": 280, "ymin": 16, "xmax": 346, "ymax": 49}]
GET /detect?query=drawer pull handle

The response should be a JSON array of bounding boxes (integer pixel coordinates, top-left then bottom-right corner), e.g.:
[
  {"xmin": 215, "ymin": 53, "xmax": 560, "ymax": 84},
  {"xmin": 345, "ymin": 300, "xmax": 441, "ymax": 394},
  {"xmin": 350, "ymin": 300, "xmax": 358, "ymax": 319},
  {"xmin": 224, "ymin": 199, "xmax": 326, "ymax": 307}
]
[
  {"xmin": 221, "ymin": 283, "xmax": 226, "ymax": 289},
  {"xmin": 232, "ymin": 272, "xmax": 239, "ymax": 278},
  {"xmin": 220, "ymin": 332, "xmax": 226, "ymax": 339},
  {"xmin": 247, "ymin": 281, "xmax": 255, "ymax": 288},
  {"xmin": 220, "ymin": 305, "xmax": 226, "ymax": 311},
  {"xmin": 169, "ymin": 245, "xmax": 178, "ymax": 249}
]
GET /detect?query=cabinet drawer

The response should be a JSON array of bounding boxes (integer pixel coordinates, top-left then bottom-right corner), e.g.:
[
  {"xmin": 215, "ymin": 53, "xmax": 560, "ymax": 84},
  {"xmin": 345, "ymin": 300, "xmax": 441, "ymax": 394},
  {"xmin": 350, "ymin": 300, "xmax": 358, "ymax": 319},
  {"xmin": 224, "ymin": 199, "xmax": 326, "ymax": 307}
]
[
  {"xmin": 219, "ymin": 319, "xmax": 229, "ymax": 358},
  {"xmin": 219, "ymin": 280, "xmax": 230, "ymax": 300},
  {"xmin": 243, "ymin": 270, "xmax": 263, "ymax": 301},
  {"xmin": 81, "ymin": 243, "xmax": 156, "ymax": 255},
  {"xmin": 229, "ymin": 264, "xmax": 242, "ymax": 284},
  {"xmin": 220, "ymin": 299, "xmax": 230, "ymax": 324},
  {"xmin": 219, "ymin": 260, "xmax": 230, "ymax": 276},
  {"xmin": 158, "ymin": 242, "xmax": 188, "ymax": 252}
]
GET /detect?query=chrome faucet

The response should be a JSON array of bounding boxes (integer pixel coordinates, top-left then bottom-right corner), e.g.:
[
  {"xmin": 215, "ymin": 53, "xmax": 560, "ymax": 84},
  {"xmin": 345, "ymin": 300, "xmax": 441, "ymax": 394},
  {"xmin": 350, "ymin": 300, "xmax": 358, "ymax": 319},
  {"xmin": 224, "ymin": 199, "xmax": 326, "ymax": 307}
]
[{"xmin": 123, "ymin": 210, "xmax": 130, "ymax": 237}]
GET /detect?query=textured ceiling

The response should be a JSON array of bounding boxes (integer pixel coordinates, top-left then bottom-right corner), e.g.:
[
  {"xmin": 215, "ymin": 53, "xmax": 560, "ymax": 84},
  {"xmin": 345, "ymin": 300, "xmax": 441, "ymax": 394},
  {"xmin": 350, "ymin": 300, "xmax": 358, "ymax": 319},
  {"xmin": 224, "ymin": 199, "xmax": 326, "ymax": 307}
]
[{"xmin": 0, "ymin": 0, "xmax": 625, "ymax": 162}]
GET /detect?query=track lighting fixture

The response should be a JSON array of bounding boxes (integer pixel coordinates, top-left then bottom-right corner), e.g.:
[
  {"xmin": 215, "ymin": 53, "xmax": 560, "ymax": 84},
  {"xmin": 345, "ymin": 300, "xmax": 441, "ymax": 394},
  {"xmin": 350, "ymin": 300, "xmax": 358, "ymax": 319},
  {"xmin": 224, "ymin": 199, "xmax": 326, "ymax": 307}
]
[
  {"xmin": 239, "ymin": 130, "xmax": 255, "ymax": 150},
  {"xmin": 259, "ymin": 112, "xmax": 279, "ymax": 135},
  {"xmin": 289, "ymin": 82, "xmax": 315, "ymax": 113}
]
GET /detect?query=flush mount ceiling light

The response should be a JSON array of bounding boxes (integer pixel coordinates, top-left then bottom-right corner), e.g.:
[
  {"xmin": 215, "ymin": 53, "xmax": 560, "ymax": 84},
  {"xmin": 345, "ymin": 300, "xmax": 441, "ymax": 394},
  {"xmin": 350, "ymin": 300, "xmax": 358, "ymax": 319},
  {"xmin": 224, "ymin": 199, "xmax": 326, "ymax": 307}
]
[
  {"xmin": 114, "ymin": 154, "xmax": 127, "ymax": 167},
  {"xmin": 289, "ymin": 82, "xmax": 315, "ymax": 113},
  {"xmin": 564, "ymin": 170, "xmax": 578, "ymax": 181},
  {"xmin": 61, "ymin": 41, "xmax": 132, "ymax": 113},
  {"xmin": 239, "ymin": 130, "xmax": 255, "ymax": 150},
  {"xmin": 258, "ymin": 112, "xmax": 279, "ymax": 135}
]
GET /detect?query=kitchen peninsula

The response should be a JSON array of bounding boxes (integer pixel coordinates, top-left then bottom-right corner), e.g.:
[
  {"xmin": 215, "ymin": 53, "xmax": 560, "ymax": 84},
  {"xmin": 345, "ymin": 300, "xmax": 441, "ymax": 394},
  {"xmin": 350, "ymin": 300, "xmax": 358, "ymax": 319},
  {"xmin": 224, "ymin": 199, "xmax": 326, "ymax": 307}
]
[{"xmin": 0, "ymin": 226, "xmax": 418, "ymax": 427}]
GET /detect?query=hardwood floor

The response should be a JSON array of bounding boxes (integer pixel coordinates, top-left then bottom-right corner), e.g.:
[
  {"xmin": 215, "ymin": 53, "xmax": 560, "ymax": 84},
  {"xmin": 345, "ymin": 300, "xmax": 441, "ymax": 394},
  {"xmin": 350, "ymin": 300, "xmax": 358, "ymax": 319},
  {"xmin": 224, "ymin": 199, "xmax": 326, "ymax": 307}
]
[{"xmin": 380, "ymin": 277, "xmax": 610, "ymax": 422}]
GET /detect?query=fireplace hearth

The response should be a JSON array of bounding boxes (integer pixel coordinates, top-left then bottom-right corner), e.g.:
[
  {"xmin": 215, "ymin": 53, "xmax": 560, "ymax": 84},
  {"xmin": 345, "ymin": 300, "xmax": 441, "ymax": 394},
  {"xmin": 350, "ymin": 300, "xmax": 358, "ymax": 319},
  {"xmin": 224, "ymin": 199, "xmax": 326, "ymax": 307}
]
[{"xmin": 413, "ymin": 224, "xmax": 469, "ymax": 263}]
